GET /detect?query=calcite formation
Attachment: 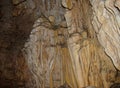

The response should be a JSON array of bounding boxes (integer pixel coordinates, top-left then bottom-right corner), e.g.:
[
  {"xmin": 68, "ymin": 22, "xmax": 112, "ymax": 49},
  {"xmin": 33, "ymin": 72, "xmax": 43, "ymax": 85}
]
[
  {"xmin": 0, "ymin": 0, "xmax": 120, "ymax": 88},
  {"xmin": 62, "ymin": 0, "xmax": 120, "ymax": 87},
  {"xmin": 90, "ymin": 0, "xmax": 120, "ymax": 71},
  {"xmin": 23, "ymin": 16, "xmax": 77, "ymax": 88}
]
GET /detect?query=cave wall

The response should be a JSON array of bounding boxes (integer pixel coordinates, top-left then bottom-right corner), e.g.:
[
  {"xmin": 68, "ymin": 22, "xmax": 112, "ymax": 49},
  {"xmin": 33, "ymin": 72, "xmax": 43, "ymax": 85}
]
[
  {"xmin": 23, "ymin": 0, "xmax": 120, "ymax": 88},
  {"xmin": 0, "ymin": 0, "xmax": 120, "ymax": 88},
  {"xmin": 0, "ymin": 0, "xmax": 66, "ymax": 87},
  {"xmin": 62, "ymin": 0, "xmax": 120, "ymax": 87},
  {"xmin": 23, "ymin": 17, "xmax": 77, "ymax": 88},
  {"xmin": 0, "ymin": 0, "xmax": 34, "ymax": 87},
  {"xmin": 90, "ymin": 0, "xmax": 120, "ymax": 71}
]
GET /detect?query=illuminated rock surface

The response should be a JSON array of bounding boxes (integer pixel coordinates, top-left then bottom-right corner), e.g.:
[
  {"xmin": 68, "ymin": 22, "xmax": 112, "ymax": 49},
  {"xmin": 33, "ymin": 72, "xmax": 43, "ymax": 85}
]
[{"xmin": 0, "ymin": 0, "xmax": 120, "ymax": 88}]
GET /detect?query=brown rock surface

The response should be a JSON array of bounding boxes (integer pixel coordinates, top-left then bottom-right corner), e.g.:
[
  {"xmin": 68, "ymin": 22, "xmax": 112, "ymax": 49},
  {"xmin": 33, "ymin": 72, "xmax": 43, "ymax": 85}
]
[{"xmin": 0, "ymin": 0, "xmax": 120, "ymax": 88}]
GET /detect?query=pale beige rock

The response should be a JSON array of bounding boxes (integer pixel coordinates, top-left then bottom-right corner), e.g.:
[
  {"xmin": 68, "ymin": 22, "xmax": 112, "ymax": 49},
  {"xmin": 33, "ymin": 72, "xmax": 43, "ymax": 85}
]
[
  {"xmin": 83, "ymin": 86, "xmax": 96, "ymax": 88},
  {"xmin": 48, "ymin": 15, "xmax": 55, "ymax": 23},
  {"xmin": 60, "ymin": 21, "xmax": 67, "ymax": 28},
  {"xmin": 23, "ymin": 17, "xmax": 76, "ymax": 88},
  {"xmin": 81, "ymin": 31, "xmax": 87, "ymax": 38},
  {"xmin": 62, "ymin": 0, "xmax": 73, "ymax": 10},
  {"xmin": 21, "ymin": 0, "xmax": 120, "ymax": 88},
  {"xmin": 115, "ymin": 0, "xmax": 120, "ymax": 9},
  {"xmin": 90, "ymin": 0, "xmax": 120, "ymax": 70},
  {"xmin": 63, "ymin": 0, "xmax": 119, "ymax": 88}
]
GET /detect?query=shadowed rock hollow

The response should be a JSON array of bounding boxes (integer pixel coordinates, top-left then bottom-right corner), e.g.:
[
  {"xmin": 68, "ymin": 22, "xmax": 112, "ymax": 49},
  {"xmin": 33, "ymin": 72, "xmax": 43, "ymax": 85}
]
[{"xmin": 0, "ymin": 0, "xmax": 120, "ymax": 88}]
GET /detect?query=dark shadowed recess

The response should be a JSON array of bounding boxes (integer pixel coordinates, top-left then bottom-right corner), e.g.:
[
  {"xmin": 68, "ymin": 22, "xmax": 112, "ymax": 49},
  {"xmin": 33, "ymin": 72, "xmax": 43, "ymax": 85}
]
[{"xmin": 0, "ymin": 0, "xmax": 34, "ymax": 87}]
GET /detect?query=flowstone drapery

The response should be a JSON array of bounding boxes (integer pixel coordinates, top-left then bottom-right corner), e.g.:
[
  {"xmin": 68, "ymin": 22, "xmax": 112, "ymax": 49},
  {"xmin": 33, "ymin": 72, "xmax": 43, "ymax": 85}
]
[
  {"xmin": 22, "ymin": 0, "xmax": 120, "ymax": 88},
  {"xmin": 23, "ymin": 17, "xmax": 77, "ymax": 88}
]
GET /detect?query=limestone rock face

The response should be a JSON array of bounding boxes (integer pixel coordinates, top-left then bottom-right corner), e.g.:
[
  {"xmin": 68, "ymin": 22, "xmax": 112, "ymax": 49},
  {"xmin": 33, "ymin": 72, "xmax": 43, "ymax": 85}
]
[
  {"xmin": 0, "ymin": 0, "xmax": 65, "ymax": 87},
  {"xmin": 26, "ymin": 0, "xmax": 65, "ymax": 24},
  {"xmin": 23, "ymin": 17, "xmax": 77, "ymax": 88},
  {"xmin": 0, "ymin": 0, "xmax": 120, "ymax": 88},
  {"xmin": 23, "ymin": 0, "xmax": 120, "ymax": 87},
  {"xmin": 63, "ymin": 0, "xmax": 120, "ymax": 87},
  {"xmin": 0, "ymin": 0, "xmax": 34, "ymax": 87},
  {"xmin": 90, "ymin": 0, "xmax": 120, "ymax": 71}
]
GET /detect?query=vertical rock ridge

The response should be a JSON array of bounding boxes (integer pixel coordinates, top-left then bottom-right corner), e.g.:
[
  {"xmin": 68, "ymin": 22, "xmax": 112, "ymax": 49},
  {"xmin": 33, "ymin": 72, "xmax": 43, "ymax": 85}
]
[
  {"xmin": 63, "ymin": 0, "xmax": 120, "ymax": 87},
  {"xmin": 1, "ymin": 0, "xmax": 120, "ymax": 88},
  {"xmin": 23, "ymin": 16, "xmax": 77, "ymax": 88},
  {"xmin": 90, "ymin": 0, "xmax": 120, "ymax": 70}
]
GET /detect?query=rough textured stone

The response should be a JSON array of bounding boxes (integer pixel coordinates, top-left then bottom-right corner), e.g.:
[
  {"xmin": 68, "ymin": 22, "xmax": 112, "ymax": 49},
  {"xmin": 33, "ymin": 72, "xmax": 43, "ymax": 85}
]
[
  {"xmin": 0, "ymin": 0, "xmax": 34, "ymax": 87},
  {"xmin": 62, "ymin": 0, "xmax": 73, "ymax": 10},
  {"xmin": 0, "ymin": 0, "xmax": 120, "ymax": 88},
  {"xmin": 90, "ymin": 0, "xmax": 120, "ymax": 70},
  {"xmin": 23, "ymin": 17, "xmax": 76, "ymax": 88},
  {"xmin": 63, "ymin": 0, "xmax": 120, "ymax": 87}
]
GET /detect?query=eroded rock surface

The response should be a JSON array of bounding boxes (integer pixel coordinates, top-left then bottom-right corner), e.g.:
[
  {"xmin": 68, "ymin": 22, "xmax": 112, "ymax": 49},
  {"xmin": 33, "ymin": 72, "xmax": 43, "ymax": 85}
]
[
  {"xmin": 23, "ymin": 16, "xmax": 77, "ymax": 88},
  {"xmin": 90, "ymin": 0, "xmax": 120, "ymax": 71},
  {"xmin": 63, "ymin": 0, "xmax": 120, "ymax": 87},
  {"xmin": 0, "ymin": 0, "xmax": 120, "ymax": 88}
]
